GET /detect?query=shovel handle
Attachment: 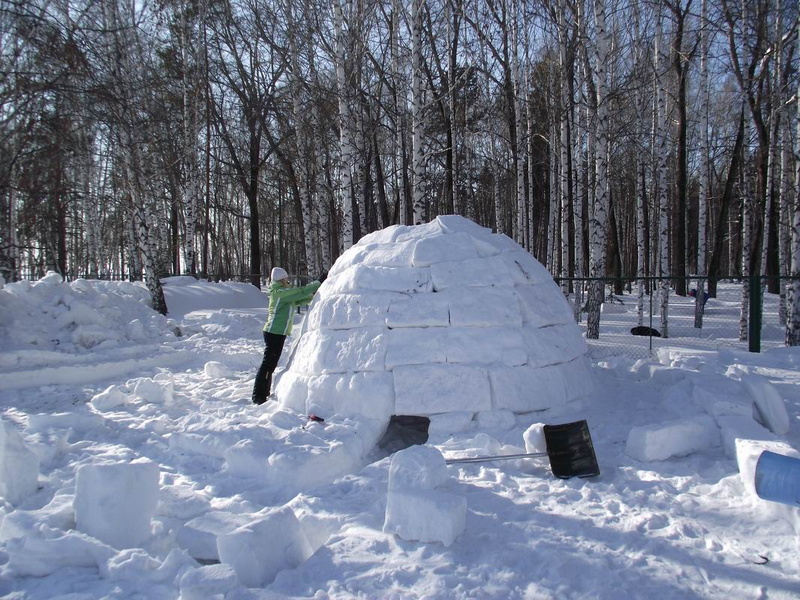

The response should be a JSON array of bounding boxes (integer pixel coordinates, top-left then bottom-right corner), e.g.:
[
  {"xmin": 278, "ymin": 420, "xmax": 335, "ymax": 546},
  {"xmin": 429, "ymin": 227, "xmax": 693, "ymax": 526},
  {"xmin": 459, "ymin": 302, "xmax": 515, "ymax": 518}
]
[{"xmin": 445, "ymin": 451, "xmax": 548, "ymax": 465}]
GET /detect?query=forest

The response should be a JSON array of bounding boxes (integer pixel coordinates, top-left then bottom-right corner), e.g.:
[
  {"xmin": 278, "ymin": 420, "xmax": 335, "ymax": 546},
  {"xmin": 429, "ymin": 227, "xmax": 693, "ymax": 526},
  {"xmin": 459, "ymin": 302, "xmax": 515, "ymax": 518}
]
[{"xmin": 0, "ymin": 0, "xmax": 798, "ymax": 339}]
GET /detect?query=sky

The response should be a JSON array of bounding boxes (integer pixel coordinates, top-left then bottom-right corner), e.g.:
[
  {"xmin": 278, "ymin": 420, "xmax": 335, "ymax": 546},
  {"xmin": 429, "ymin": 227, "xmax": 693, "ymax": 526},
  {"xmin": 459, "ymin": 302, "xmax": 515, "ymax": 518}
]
[{"xmin": 0, "ymin": 258, "xmax": 799, "ymax": 598}]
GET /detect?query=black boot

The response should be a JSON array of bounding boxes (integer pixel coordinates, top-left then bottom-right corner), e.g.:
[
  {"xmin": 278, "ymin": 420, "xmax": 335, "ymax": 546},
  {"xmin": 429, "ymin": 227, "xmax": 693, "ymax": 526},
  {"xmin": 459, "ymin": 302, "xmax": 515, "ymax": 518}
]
[{"xmin": 252, "ymin": 370, "xmax": 273, "ymax": 405}]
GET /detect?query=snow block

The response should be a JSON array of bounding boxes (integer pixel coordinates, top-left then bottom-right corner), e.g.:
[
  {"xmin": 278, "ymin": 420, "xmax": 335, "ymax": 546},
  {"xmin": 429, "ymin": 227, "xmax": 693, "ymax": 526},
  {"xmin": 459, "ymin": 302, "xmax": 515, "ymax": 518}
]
[
  {"xmin": 90, "ymin": 385, "xmax": 128, "ymax": 411},
  {"xmin": 0, "ymin": 420, "xmax": 40, "ymax": 505},
  {"xmin": 386, "ymin": 292, "xmax": 450, "ymax": 328},
  {"xmin": 308, "ymin": 291, "xmax": 403, "ymax": 331},
  {"xmin": 217, "ymin": 506, "xmax": 313, "ymax": 588},
  {"xmin": 523, "ymin": 423, "xmax": 548, "ymax": 454},
  {"xmin": 499, "ymin": 250, "xmax": 554, "ymax": 285},
  {"xmin": 133, "ymin": 378, "xmax": 172, "ymax": 405},
  {"xmin": 412, "ymin": 232, "xmax": 481, "ymax": 267},
  {"xmin": 176, "ymin": 511, "xmax": 253, "ymax": 561},
  {"xmin": 74, "ymin": 459, "xmax": 160, "ymax": 549},
  {"xmin": 521, "ymin": 324, "xmax": 588, "ymax": 368},
  {"xmin": 741, "ymin": 375, "xmax": 791, "ymax": 436},
  {"xmin": 489, "ymin": 359, "xmax": 592, "ymax": 412},
  {"xmin": 388, "ymin": 445, "xmax": 448, "ymax": 491},
  {"xmin": 394, "ymin": 364, "xmax": 491, "ymax": 415},
  {"xmin": 292, "ymin": 328, "xmax": 388, "ymax": 375},
  {"xmin": 428, "ymin": 411, "xmax": 474, "ymax": 436},
  {"xmin": 385, "ymin": 327, "xmax": 447, "ymax": 368},
  {"xmin": 445, "ymin": 327, "xmax": 527, "ymax": 367},
  {"xmin": 514, "ymin": 284, "xmax": 575, "ymax": 327},
  {"xmin": 204, "ymin": 361, "xmax": 233, "ymax": 379},
  {"xmin": 447, "ymin": 287, "xmax": 522, "ymax": 327},
  {"xmin": 274, "ymin": 370, "xmax": 309, "ymax": 413},
  {"xmin": 716, "ymin": 416, "xmax": 776, "ymax": 458},
  {"xmin": 625, "ymin": 415, "xmax": 720, "ymax": 462},
  {"xmin": 383, "ymin": 488, "xmax": 466, "ymax": 546},
  {"xmin": 179, "ymin": 563, "xmax": 240, "ymax": 600},
  {"xmin": 430, "ymin": 256, "xmax": 513, "ymax": 291},
  {"xmin": 306, "ymin": 371, "xmax": 394, "ymax": 421},
  {"xmin": 475, "ymin": 410, "xmax": 516, "ymax": 430},
  {"xmin": 735, "ymin": 438, "xmax": 800, "ymax": 500}
]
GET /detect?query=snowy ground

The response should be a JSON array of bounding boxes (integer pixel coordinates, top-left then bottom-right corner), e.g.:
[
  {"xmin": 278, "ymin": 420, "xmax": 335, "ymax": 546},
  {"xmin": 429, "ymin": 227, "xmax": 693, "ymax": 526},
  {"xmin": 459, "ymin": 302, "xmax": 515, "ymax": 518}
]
[{"xmin": 0, "ymin": 274, "xmax": 798, "ymax": 599}]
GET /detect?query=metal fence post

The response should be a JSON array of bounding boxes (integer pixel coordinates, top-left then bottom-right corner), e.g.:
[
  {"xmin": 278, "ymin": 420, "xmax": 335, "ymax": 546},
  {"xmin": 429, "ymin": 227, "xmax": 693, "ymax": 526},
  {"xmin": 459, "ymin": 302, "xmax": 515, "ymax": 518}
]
[{"xmin": 749, "ymin": 274, "xmax": 762, "ymax": 353}]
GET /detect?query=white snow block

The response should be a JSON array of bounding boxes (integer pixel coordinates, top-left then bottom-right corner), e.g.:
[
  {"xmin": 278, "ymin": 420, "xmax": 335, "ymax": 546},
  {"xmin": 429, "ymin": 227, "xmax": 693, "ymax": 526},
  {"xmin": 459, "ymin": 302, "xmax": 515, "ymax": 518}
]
[
  {"xmin": 176, "ymin": 512, "xmax": 253, "ymax": 561},
  {"xmin": 0, "ymin": 420, "xmax": 40, "ymax": 505},
  {"xmin": 217, "ymin": 506, "xmax": 313, "ymax": 588},
  {"xmin": 306, "ymin": 372, "xmax": 395, "ymax": 421},
  {"xmin": 383, "ymin": 489, "xmax": 466, "ymax": 546},
  {"xmin": 428, "ymin": 411, "xmax": 474, "ymax": 436},
  {"xmin": 475, "ymin": 410, "xmax": 516, "ymax": 430},
  {"xmin": 388, "ymin": 445, "xmax": 448, "ymax": 491},
  {"xmin": 514, "ymin": 284, "xmax": 575, "ymax": 327},
  {"xmin": 499, "ymin": 250, "xmax": 554, "ymax": 285},
  {"xmin": 523, "ymin": 423, "xmax": 547, "ymax": 454},
  {"xmin": 521, "ymin": 324, "xmax": 588, "ymax": 368},
  {"xmin": 412, "ymin": 232, "xmax": 481, "ymax": 267},
  {"xmin": 90, "ymin": 385, "xmax": 128, "ymax": 411},
  {"xmin": 741, "ymin": 375, "xmax": 791, "ymax": 436},
  {"xmin": 734, "ymin": 438, "xmax": 800, "ymax": 499},
  {"xmin": 292, "ymin": 328, "xmax": 388, "ymax": 374},
  {"xmin": 386, "ymin": 292, "xmax": 450, "ymax": 328},
  {"xmin": 430, "ymin": 256, "xmax": 513, "ymax": 291},
  {"xmin": 625, "ymin": 415, "xmax": 720, "ymax": 462},
  {"xmin": 345, "ymin": 239, "xmax": 416, "ymax": 269},
  {"xmin": 385, "ymin": 327, "xmax": 447, "ymax": 368},
  {"xmin": 446, "ymin": 287, "xmax": 522, "ymax": 327},
  {"xmin": 274, "ymin": 370, "xmax": 309, "ymax": 413},
  {"xmin": 490, "ymin": 359, "xmax": 592, "ymax": 413},
  {"xmin": 179, "ymin": 563, "xmax": 240, "ymax": 600},
  {"xmin": 394, "ymin": 364, "xmax": 491, "ymax": 415},
  {"xmin": 308, "ymin": 291, "xmax": 402, "ymax": 331},
  {"xmin": 445, "ymin": 327, "xmax": 527, "ymax": 367},
  {"xmin": 204, "ymin": 361, "xmax": 233, "ymax": 378},
  {"xmin": 74, "ymin": 459, "xmax": 160, "ymax": 549},
  {"xmin": 133, "ymin": 378, "xmax": 172, "ymax": 405},
  {"xmin": 716, "ymin": 416, "xmax": 776, "ymax": 458}
]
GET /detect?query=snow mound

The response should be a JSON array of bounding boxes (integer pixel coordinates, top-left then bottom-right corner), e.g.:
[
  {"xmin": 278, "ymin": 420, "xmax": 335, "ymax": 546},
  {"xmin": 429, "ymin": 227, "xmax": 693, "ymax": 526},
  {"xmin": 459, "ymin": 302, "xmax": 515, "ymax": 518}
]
[
  {"xmin": 0, "ymin": 272, "xmax": 176, "ymax": 355},
  {"xmin": 276, "ymin": 216, "xmax": 591, "ymax": 432}
]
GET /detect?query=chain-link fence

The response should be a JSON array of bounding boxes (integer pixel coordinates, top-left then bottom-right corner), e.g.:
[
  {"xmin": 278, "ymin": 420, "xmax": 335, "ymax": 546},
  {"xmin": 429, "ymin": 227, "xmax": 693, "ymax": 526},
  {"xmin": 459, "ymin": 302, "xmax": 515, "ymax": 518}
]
[{"xmin": 556, "ymin": 276, "xmax": 797, "ymax": 359}]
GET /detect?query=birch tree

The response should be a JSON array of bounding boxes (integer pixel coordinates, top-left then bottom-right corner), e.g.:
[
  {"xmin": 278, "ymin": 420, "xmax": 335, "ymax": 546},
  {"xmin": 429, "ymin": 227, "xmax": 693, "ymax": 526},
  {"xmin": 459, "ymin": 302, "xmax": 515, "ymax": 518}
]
[{"xmin": 695, "ymin": 0, "xmax": 709, "ymax": 328}]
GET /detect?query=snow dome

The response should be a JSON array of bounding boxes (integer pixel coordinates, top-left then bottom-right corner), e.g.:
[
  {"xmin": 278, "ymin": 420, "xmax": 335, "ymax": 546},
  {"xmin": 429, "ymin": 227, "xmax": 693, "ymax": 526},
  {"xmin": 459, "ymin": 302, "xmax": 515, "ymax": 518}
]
[{"xmin": 275, "ymin": 215, "xmax": 592, "ymax": 436}]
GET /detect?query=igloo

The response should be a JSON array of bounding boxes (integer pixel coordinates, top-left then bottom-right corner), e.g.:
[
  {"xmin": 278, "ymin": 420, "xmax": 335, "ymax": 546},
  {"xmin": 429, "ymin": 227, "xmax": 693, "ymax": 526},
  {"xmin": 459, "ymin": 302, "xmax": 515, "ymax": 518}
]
[{"xmin": 274, "ymin": 216, "xmax": 592, "ymax": 443}]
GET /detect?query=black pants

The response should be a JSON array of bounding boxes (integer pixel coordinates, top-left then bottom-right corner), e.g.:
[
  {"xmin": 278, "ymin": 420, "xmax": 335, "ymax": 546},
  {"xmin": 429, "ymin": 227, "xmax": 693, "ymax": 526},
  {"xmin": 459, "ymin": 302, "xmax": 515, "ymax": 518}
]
[{"xmin": 252, "ymin": 331, "xmax": 286, "ymax": 402}]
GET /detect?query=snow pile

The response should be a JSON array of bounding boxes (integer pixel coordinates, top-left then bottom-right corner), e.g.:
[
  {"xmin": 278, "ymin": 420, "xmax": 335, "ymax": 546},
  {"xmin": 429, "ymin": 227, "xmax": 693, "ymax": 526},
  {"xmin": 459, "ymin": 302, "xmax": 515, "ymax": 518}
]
[
  {"xmin": 277, "ymin": 215, "xmax": 592, "ymax": 434},
  {"xmin": 0, "ymin": 272, "xmax": 176, "ymax": 355}
]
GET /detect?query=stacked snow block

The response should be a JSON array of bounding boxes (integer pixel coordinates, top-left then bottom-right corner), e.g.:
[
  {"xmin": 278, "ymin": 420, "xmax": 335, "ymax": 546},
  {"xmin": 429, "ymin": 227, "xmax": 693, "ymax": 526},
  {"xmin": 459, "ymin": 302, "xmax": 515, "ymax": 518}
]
[
  {"xmin": 0, "ymin": 420, "xmax": 40, "ymax": 506},
  {"xmin": 74, "ymin": 459, "xmax": 160, "ymax": 549},
  {"xmin": 276, "ymin": 216, "xmax": 592, "ymax": 434},
  {"xmin": 217, "ymin": 506, "xmax": 313, "ymax": 588},
  {"xmin": 383, "ymin": 445, "xmax": 466, "ymax": 546}
]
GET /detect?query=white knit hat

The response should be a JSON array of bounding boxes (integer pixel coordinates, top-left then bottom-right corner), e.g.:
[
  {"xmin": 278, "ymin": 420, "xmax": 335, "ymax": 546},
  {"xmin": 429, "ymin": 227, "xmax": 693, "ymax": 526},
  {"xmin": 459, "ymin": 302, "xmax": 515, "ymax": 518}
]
[{"xmin": 270, "ymin": 267, "xmax": 289, "ymax": 281}]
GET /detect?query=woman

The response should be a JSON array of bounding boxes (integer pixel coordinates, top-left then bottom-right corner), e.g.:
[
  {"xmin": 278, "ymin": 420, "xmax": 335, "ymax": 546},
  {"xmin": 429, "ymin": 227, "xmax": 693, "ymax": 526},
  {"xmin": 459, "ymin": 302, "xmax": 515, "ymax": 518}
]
[{"xmin": 252, "ymin": 267, "xmax": 324, "ymax": 405}]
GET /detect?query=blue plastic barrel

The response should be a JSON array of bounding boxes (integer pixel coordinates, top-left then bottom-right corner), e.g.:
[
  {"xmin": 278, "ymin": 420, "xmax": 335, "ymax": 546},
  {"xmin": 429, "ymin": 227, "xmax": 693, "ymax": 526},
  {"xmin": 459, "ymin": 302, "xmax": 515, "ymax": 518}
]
[{"xmin": 754, "ymin": 451, "xmax": 800, "ymax": 507}]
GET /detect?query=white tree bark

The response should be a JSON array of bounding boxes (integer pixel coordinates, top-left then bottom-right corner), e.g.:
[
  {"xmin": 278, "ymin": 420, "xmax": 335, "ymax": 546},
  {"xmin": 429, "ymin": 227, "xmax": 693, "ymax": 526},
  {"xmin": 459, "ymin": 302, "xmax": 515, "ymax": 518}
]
[
  {"xmin": 586, "ymin": 0, "xmax": 610, "ymax": 340},
  {"xmin": 740, "ymin": 106, "xmax": 754, "ymax": 342},
  {"xmin": 786, "ymin": 29, "xmax": 800, "ymax": 345},
  {"xmin": 334, "ymin": 0, "xmax": 355, "ymax": 249},
  {"xmin": 411, "ymin": 0, "xmax": 426, "ymax": 224},
  {"xmin": 656, "ymin": 11, "xmax": 670, "ymax": 338}
]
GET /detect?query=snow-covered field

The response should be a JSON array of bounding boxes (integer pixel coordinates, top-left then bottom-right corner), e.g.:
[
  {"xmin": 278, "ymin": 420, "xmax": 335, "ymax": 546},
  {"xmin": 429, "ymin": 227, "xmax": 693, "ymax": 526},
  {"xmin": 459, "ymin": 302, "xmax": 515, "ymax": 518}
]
[{"xmin": 0, "ymin": 272, "xmax": 798, "ymax": 599}]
